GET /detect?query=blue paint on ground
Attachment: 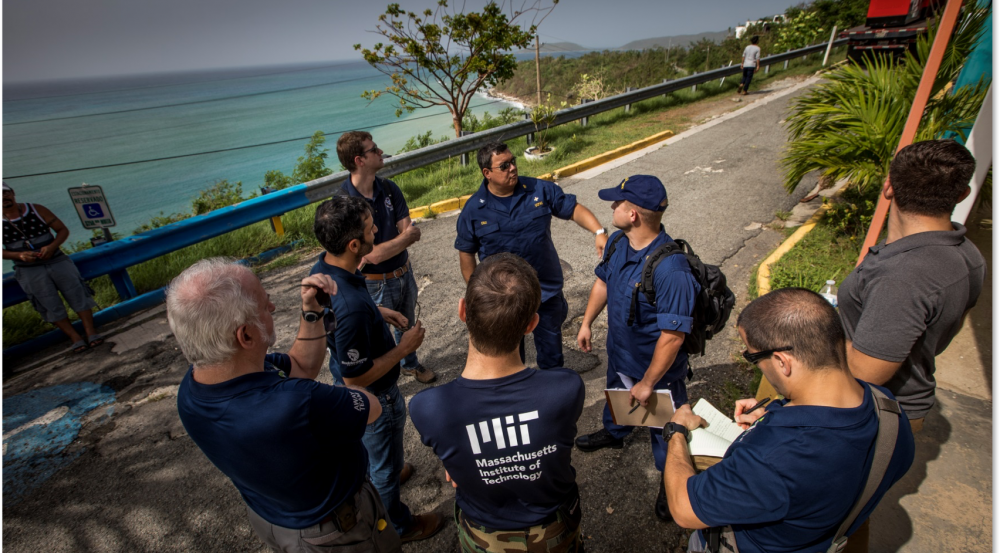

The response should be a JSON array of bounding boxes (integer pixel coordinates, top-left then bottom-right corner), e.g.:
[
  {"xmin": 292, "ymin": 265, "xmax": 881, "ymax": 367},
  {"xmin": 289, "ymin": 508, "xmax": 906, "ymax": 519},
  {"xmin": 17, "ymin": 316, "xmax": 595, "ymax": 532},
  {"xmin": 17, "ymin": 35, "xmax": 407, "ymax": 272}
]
[{"xmin": 3, "ymin": 382, "xmax": 116, "ymax": 503}]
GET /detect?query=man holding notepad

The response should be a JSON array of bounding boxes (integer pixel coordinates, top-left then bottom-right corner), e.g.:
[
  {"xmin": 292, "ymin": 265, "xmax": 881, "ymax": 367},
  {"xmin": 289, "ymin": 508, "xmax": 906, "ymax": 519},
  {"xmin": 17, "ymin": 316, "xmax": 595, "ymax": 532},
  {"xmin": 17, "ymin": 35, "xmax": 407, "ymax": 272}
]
[{"xmin": 662, "ymin": 288, "xmax": 914, "ymax": 553}]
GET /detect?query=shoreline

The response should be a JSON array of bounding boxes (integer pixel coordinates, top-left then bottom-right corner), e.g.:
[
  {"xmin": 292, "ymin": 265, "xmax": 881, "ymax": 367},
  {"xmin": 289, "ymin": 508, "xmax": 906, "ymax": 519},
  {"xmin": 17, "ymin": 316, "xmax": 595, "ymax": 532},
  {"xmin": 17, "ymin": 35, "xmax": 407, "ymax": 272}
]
[{"xmin": 478, "ymin": 87, "xmax": 531, "ymax": 110}]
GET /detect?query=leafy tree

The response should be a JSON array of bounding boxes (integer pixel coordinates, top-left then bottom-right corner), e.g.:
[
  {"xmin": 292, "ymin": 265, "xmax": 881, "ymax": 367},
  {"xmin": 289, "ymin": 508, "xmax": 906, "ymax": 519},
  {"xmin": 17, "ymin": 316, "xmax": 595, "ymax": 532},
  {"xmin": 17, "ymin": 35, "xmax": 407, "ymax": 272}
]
[
  {"xmin": 264, "ymin": 169, "xmax": 295, "ymax": 191},
  {"xmin": 192, "ymin": 179, "xmax": 246, "ymax": 215},
  {"xmin": 292, "ymin": 131, "xmax": 333, "ymax": 183},
  {"xmin": 355, "ymin": 0, "xmax": 558, "ymax": 137},
  {"xmin": 781, "ymin": 4, "xmax": 991, "ymax": 194},
  {"xmin": 397, "ymin": 130, "xmax": 450, "ymax": 153},
  {"xmin": 461, "ymin": 107, "xmax": 524, "ymax": 132}
]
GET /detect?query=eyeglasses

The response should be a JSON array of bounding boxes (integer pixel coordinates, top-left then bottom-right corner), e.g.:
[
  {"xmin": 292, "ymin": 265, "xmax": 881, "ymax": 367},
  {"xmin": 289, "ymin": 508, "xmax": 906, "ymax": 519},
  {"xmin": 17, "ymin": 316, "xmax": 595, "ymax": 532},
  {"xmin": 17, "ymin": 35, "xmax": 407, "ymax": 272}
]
[
  {"xmin": 491, "ymin": 158, "xmax": 517, "ymax": 172},
  {"xmin": 742, "ymin": 346, "xmax": 793, "ymax": 365},
  {"xmin": 363, "ymin": 144, "xmax": 381, "ymax": 156}
]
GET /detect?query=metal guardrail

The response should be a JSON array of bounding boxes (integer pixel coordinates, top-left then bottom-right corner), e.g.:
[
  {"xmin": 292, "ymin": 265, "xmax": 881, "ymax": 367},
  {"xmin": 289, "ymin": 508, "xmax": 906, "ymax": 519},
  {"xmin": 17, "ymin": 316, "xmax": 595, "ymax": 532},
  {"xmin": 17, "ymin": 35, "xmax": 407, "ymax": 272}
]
[{"xmin": 3, "ymin": 39, "xmax": 846, "ymax": 309}]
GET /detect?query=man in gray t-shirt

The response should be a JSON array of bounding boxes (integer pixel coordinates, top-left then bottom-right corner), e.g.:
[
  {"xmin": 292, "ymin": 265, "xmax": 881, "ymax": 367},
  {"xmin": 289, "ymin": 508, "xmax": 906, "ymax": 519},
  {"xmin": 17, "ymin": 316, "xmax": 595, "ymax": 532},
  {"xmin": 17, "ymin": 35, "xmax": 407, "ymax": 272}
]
[
  {"xmin": 838, "ymin": 140, "xmax": 985, "ymax": 427},
  {"xmin": 738, "ymin": 36, "xmax": 761, "ymax": 95}
]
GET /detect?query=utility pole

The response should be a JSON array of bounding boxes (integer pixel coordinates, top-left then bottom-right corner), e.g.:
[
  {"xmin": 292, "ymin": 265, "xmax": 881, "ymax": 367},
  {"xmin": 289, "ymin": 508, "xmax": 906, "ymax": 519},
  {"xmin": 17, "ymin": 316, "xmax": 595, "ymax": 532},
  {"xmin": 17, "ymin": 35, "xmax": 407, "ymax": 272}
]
[
  {"xmin": 535, "ymin": 35, "xmax": 543, "ymax": 106},
  {"xmin": 705, "ymin": 45, "xmax": 711, "ymax": 72}
]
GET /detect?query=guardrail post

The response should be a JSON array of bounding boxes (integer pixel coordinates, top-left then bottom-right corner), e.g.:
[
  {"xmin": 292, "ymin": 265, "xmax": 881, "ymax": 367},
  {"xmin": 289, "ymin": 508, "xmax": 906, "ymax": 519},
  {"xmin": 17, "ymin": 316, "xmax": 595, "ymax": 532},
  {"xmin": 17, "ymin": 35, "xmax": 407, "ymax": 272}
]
[
  {"xmin": 765, "ymin": 64, "xmax": 770, "ymax": 74},
  {"xmin": 260, "ymin": 186, "xmax": 285, "ymax": 236},
  {"xmin": 109, "ymin": 269, "xmax": 137, "ymax": 300},
  {"xmin": 664, "ymin": 79, "xmax": 671, "ymax": 97},
  {"xmin": 625, "ymin": 87, "xmax": 636, "ymax": 112},
  {"xmin": 460, "ymin": 130, "xmax": 475, "ymax": 166},
  {"xmin": 524, "ymin": 112, "xmax": 534, "ymax": 145},
  {"xmin": 719, "ymin": 62, "xmax": 732, "ymax": 86},
  {"xmin": 823, "ymin": 26, "xmax": 838, "ymax": 66},
  {"xmin": 784, "ymin": 49, "xmax": 790, "ymax": 70},
  {"xmin": 580, "ymin": 98, "xmax": 594, "ymax": 126}
]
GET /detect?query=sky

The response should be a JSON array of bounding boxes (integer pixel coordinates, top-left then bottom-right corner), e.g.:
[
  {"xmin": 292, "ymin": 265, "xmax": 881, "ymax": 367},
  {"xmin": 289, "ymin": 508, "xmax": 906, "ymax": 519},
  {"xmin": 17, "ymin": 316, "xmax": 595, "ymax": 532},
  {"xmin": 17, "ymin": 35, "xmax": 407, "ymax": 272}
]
[{"xmin": 4, "ymin": 0, "xmax": 806, "ymax": 83}]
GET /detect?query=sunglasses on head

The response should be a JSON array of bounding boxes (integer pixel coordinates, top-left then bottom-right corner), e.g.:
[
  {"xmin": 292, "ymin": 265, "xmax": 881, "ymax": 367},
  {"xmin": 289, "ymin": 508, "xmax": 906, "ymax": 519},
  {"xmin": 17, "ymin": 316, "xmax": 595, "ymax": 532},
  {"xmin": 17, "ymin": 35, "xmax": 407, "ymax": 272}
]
[
  {"xmin": 492, "ymin": 159, "xmax": 517, "ymax": 171},
  {"xmin": 742, "ymin": 346, "xmax": 793, "ymax": 365}
]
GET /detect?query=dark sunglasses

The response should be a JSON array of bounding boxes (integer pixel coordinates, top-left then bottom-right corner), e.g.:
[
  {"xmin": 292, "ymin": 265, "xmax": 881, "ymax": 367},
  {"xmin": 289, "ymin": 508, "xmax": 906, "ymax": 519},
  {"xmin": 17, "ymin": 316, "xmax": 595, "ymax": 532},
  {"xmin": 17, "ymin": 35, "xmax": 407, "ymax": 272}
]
[
  {"xmin": 742, "ymin": 346, "xmax": 793, "ymax": 365},
  {"xmin": 492, "ymin": 158, "xmax": 517, "ymax": 171},
  {"xmin": 363, "ymin": 144, "xmax": 381, "ymax": 156}
]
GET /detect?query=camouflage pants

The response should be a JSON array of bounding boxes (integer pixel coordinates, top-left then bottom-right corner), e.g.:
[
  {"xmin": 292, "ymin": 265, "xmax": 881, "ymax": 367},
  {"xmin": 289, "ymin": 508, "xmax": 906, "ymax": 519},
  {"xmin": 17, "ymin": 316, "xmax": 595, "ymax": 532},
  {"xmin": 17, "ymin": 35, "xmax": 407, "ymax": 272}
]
[{"xmin": 455, "ymin": 496, "xmax": 584, "ymax": 553}]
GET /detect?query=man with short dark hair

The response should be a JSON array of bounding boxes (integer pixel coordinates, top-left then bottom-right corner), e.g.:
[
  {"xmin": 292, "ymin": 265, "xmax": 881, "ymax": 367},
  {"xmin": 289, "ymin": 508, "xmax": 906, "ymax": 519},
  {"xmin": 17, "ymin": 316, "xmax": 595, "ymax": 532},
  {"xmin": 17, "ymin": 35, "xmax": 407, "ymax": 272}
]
[
  {"xmin": 838, "ymin": 139, "xmax": 985, "ymax": 430},
  {"xmin": 2, "ymin": 182, "xmax": 103, "ymax": 352},
  {"xmin": 310, "ymin": 196, "xmax": 444, "ymax": 542},
  {"xmin": 171, "ymin": 258, "xmax": 402, "ymax": 552},
  {"xmin": 455, "ymin": 141, "xmax": 608, "ymax": 370},
  {"xmin": 575, "ymin": 175, "xmax": 699, "ymax": 521},
  {"xmin": 663, "ymin": 288, "xmax": 914, "ymax": 553},
  {"xmin": 410, "ymin": 253, "xmax": 586, "ymax": 552},
  {"xmin": 334, "ymin": 131, "xmax": 435, "ymax": 384},
  {"xmin": 737, "ymin": 35, "xmax": 760, "ymax": 95}
]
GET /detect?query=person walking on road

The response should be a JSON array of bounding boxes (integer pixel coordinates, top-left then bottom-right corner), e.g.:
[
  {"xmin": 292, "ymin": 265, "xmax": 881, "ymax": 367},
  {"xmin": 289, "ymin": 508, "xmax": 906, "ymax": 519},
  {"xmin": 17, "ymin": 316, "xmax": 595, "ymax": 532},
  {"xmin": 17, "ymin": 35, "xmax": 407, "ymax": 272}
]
[
  {"xmin": 2, "ymin": 182, "xmax": 103, "ymax": 353},
  {"xmin": 171, "ymin": 259, "xmax": 403, "ymax": 552},
  {"xmin": 311, "ymin": 196, "xmax": 445, "ymax": 543},
  {"xmin": 334, "ymin": 131, "xmax": 436, "ymax": 384},
  {"xmin": 574, "ymin": 175, "xmax": 700, "ymax": 522},
  {"xmin": 455, "ymin": 141, "xmax": 608, "ymax": 370},
  {"xmin": 410, "ymin": 253, "xmax": 586, "ymax": 552},
  {"xmin": 737, "ymin": 35, "xmax": 761, "ymax": 95}
]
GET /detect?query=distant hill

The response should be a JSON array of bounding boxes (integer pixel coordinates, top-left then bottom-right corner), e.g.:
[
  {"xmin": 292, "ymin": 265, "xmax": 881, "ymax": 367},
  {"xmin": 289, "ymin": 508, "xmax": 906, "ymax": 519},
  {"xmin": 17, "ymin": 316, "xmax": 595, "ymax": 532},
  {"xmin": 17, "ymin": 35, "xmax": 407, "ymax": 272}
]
[
  {"xmin": 619, "ymin": 30, "xmax": 731, "ymax": 51},
  {"xmin": 515, "ymin": 41, "xmax": 589, "ymax": 54}
]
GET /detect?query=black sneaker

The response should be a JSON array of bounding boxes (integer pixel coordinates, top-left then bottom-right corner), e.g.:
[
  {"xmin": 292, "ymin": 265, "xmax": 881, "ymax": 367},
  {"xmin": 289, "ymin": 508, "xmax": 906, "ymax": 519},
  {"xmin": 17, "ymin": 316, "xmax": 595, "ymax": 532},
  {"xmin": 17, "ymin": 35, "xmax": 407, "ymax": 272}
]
[
  {"xmin": 575, "ymin": 429, "xmax": 625, "ymax": 452},
  {"xmin": 655, "ymin": 483, "xmax": 672, "ymax": 522}
]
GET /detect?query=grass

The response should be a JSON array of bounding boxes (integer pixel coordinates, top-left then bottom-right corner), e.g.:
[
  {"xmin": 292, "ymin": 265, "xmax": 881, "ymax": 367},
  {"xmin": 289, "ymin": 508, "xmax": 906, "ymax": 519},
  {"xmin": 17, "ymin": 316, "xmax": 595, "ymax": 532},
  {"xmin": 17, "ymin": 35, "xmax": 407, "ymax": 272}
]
[
  {"xmin": 767, "ymin": 221, "xmax": 859, "ymax": 293},
  {"xmin": 2, "ymin": 51, "xmax": 840, "ymax": 348}
]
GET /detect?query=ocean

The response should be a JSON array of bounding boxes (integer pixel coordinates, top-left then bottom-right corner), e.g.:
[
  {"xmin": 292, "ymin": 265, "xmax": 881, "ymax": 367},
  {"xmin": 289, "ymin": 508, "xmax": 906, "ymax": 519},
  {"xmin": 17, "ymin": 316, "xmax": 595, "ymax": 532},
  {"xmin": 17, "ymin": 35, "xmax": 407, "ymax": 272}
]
[{"xmin": 2, "ymin": 59, "xmax": 524, "ymax": 250}]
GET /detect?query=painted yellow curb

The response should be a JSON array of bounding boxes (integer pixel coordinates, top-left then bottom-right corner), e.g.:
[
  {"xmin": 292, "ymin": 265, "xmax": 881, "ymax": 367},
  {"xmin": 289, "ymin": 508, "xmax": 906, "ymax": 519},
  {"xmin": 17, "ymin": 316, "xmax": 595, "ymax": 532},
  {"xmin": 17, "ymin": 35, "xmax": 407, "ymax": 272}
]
[
  {"xmin": 756, "ymin": 202, "xmax": 834, "ymax": 296},
  {"xmin": 407, "ymin": 130, "xmax": 675, "ymax": 219}
]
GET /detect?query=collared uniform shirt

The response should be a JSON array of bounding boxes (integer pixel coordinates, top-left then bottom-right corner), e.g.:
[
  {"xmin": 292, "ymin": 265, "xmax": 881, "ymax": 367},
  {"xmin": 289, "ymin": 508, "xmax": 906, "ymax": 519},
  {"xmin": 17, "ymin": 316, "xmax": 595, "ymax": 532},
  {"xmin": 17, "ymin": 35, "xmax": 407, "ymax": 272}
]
[
  {"xmin": 309, "ymin": 256, "xmax": 400, "ymax": 393},
  {"xmin": 340, "ymin": 176, "xmax": 410, "ymax": 274},
  {"xmin": 595, "ymin": 229, "xmax": 699, "ymax": 382},
  {"xmin": 455, "ymin": 177, "xmax": 577, "ymax": 302}
]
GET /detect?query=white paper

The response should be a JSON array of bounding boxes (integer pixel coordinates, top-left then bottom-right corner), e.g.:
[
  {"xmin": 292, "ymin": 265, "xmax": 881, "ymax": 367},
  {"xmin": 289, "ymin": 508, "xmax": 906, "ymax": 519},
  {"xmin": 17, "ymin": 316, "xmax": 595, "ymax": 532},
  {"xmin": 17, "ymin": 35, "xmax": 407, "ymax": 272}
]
[{"xmin": 688, "ymin": 398, "xmax": 746, "ymax": 458}]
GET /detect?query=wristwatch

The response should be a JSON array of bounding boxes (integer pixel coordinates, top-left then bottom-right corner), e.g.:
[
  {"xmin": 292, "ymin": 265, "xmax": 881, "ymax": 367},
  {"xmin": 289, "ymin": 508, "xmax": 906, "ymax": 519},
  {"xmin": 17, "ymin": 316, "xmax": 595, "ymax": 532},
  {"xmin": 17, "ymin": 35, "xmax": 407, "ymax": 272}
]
[
  {"xmin": 661, "ymin": 422, "xmax": 690, "ymax": 446},
  {"xmin": 302, "ymin": 308, "xmax": 327, "ymax": 323},
  {"xmin": 594, "ymin": 227, "xmax": 607, "ymax": 236}
]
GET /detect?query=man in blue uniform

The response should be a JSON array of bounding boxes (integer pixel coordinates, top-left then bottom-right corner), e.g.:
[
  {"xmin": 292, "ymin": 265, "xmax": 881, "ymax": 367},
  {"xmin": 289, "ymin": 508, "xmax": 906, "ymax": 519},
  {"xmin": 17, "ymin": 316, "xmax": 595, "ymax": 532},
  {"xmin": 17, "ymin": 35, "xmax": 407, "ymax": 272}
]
[
  {"xmin": 663, "ymin": 288, "xmax": 914, "ymax": 553},
  {"xmin": 410, "ymin": 253, "xmax": 586, "ymax": 552},
  {"xmin": 310, "ymin": 196, "xmax": 444, "ymax": 543},
  {"xmin": 455, "ymin": 141, "xmax": 608, "ymax": 370},
  {"xmin": 575, "ymin": 175, "xmax": 699, "ymax": 521},
  {"xmin": 171, "ymin": 258, "xmax": 402, "ymax": 552},
  {"xmin": 334, "ymin": 131, "xmax": 435, "ymax": 384}
]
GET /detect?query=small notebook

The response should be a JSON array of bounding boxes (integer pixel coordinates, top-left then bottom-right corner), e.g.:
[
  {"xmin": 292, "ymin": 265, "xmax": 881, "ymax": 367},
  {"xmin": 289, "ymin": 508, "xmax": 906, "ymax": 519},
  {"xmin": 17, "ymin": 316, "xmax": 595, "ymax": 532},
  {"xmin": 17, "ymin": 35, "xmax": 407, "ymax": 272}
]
[{"xmin": 688, "ymin": 398, "xmax": 746, "ymax": 459}]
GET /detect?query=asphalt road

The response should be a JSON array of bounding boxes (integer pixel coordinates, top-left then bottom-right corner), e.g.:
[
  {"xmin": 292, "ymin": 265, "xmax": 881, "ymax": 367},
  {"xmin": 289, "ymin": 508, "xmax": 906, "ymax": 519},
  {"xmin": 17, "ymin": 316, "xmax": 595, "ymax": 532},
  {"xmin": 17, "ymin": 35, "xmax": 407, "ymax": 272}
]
[{"xmin": 2, "ymin": 76, "xmax": 818, "ymax": 552}]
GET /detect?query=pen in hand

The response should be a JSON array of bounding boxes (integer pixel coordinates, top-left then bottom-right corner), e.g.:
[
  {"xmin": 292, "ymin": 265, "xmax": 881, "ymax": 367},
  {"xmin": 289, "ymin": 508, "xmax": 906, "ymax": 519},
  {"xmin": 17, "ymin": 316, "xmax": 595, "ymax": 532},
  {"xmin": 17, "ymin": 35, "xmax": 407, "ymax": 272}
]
[
  {"xmin": 628, "ymin": 398, "xmax": 641, "ymax": 415},
  {"xmin": 741, "ymin": 397, "xmax": 771, "ymax": 418}
]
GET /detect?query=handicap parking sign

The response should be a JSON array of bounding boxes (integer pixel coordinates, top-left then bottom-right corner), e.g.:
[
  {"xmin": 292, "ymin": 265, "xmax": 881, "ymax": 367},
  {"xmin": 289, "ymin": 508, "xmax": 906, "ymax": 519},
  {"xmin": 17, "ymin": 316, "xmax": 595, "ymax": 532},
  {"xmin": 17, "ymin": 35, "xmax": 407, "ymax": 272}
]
[
  {"xmin": 67, "ymin": 185, "xmax": 116, "ymax": 230},
  {"xmin": 82, "ymin": 203, "xmax": 104, "ymax": 218}
]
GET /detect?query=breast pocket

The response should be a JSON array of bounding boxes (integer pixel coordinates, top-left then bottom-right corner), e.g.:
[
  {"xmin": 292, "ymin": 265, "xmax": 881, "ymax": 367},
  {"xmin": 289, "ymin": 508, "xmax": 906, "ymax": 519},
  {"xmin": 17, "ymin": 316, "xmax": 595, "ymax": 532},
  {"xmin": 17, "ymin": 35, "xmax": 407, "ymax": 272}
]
[
  {"xmin": 524, "ymin": 207, "xmax": 550, "ymax": 234},
  {"xmin": 474, "ymin": 222, "xmax": 501, "ymax": 254}
]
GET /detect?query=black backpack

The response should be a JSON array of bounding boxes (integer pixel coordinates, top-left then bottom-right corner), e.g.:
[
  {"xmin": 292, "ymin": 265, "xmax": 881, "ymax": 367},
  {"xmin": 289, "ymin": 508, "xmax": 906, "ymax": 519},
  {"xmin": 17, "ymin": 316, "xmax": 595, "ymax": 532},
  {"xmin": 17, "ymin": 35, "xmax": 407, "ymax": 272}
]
[{"xmin": 602, "ymin": 232, "xmax": 736, "ymax": 357}]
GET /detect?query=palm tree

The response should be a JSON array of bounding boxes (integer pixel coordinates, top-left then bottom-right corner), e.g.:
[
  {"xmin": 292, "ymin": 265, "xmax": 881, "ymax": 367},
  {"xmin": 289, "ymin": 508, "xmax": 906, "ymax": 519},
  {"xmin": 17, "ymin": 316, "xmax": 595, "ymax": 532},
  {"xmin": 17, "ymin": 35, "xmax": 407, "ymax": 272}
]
[{"xmin": 780, "ymin": 4, "xmax": 990, "ymax": 194}]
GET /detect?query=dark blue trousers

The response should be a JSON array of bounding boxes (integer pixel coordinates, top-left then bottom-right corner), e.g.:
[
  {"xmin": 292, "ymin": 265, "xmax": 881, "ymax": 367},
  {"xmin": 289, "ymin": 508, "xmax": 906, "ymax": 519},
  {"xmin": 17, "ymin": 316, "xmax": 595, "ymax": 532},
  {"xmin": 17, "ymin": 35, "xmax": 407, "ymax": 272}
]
[
  {"xmin": 740, "ymin": 67, "xmax": 756, "ymax": 92},
  {"xmin": 602, "ymin": 368, "xmax": 688, "ymax": 472},
  {"xmin": 518, "ymin": 292, "xmax": 569, "ymax": 370}
]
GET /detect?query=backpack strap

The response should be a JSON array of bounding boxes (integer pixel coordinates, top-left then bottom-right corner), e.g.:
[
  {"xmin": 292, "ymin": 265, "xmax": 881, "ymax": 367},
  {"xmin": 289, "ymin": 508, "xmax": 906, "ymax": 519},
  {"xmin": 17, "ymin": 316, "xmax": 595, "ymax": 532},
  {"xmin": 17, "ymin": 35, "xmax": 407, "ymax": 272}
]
[
  {"xmin": 601, "ymin": 231, "xmax": 627, "ymax": 267},
  {"xmin": 626, "ymin": 241, "xmax": 683, "ymax": 327},
  {"xmin": 826, "ymin": 384, "xmax": 901, "ymax": 553}
]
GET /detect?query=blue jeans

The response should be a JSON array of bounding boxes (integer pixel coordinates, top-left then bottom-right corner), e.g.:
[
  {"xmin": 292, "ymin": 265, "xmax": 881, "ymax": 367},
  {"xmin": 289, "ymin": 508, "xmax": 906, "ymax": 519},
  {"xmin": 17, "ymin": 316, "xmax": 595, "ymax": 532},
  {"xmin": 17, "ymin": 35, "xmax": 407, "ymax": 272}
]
[
  {"xmin": 602, "ymin": 368, "xmax": 688, "ymax": 472},
  {"xmin": 366, "ymin": 267, "xmax": 419, "ymax": 370},
  {"xmin": 362, "ymin": 384, "xmax": 414, "ymax": 535},
  {"xmin": 518, "ymin": 293, "xmax": 569, "ymax": 370},
  {"xmin": 740, "ymin": 67, "xmax": 756, "ymax": 91}
]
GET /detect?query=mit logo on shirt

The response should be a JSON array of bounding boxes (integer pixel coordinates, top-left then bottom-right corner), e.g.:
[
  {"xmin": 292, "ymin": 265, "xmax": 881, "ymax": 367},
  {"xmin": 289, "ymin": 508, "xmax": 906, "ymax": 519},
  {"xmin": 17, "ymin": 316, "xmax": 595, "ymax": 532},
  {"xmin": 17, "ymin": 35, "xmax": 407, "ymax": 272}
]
[{"xmin": 465, "ymin": 411, "xmax": 539, "ymax": 455}]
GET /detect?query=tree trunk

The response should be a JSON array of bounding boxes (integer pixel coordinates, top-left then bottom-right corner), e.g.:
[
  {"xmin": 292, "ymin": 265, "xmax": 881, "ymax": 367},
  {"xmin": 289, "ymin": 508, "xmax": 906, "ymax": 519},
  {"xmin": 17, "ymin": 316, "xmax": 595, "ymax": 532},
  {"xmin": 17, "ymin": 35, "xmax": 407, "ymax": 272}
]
[{"xmin": 452, "ymin": 114, "xmax": 463, "ymax": 138}]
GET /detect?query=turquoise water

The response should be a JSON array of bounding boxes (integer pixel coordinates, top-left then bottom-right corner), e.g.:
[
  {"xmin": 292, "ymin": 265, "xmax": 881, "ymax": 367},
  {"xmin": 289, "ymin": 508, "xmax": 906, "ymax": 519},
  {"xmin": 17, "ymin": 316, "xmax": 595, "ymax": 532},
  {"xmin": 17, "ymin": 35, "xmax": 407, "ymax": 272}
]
[{"xmin": 3, "ymin": 60, "xmax": 519, "ymax": 245}]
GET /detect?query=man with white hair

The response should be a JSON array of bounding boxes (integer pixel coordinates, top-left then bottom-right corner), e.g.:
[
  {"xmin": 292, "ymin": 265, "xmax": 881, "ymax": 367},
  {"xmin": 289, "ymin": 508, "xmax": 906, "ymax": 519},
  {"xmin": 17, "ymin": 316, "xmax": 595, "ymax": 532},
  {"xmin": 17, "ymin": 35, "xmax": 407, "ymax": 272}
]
[{"xmin": 170, "ymin": 258, "xmax": 401, "ymax": 552}]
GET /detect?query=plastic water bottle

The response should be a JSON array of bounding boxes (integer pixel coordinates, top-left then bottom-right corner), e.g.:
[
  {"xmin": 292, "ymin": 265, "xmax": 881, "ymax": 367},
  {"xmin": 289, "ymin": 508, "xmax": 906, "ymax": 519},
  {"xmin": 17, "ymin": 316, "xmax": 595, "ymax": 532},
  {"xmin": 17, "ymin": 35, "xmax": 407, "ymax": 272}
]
[{"xmin": 820, "ymin": 280, "xmax": 838, "ymax": 308}]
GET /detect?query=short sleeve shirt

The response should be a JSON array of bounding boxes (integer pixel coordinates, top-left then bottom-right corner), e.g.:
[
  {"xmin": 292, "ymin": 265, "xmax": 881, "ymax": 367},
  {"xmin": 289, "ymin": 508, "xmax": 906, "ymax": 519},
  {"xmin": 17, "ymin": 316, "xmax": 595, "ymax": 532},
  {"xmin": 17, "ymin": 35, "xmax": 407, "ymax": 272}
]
[
  {"xmin": 595, "ymin": 229, "xmax": 700, "ymax": 382},
  {"xmin": 309, "ymin": 255, "xmax": 400, "ymax": 393},
  {"xmin": 341, "ymin": 176, "xmax": 410, "ymax": 274},
  {"xmin": 176, "ymin": 353, "xmax": 371, "ymax": 529},
  {"xmin": 837, "ymin": 224, "xmax": 985, "ymax": 419},
  {"xmin": 455, "ymin": 177, "xmax": 577, "ymax": 302},
  {"xmin": 409, "ymin": 367, "xmax": 585, "ymax": 529},
  {"xmin": 687, "ymin": 382, "xmax": 915, "ymax": 553},
  {"xmin": 742, "ymin": 44, "xmax": 761, "ymax": 67}
]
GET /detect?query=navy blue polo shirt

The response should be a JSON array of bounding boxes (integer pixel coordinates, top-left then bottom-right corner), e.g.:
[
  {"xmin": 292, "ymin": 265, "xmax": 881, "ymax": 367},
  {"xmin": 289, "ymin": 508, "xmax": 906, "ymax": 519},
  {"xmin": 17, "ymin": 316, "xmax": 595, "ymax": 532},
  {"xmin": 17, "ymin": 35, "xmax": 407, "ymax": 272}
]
[
  {"xmin": 455, "ymin": 177, "xmax": 577, "ymax": 302},
  {"xmin": 341, "ymin": 176, "xmax": 410, "ymax": 274},
  {"xmin": 688, "ymin": 382, "xmax": 915, "ymax": 553},
  {"xmin": 409, "ymin": 367, "xmax": 585, "ymax": 529},
  {"xmin": 177, "ymin": 353, "xmax": 371, "ymax": 529},
  {"xmin": 309, "ymin": 255, "xmax": 400, "ymax": 393},
  {"xmin": 595, "ymin": 229, "xmax": 699, "ymax": 382}
]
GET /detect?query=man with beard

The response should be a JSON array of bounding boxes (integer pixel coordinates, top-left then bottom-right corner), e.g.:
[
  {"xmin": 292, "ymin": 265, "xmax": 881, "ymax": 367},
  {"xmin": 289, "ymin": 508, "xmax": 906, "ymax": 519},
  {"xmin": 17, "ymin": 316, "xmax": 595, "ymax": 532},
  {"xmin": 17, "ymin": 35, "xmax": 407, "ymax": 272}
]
[{"xmin": 310, "ymin": 195, "xmax": 444, "ymax": 542}]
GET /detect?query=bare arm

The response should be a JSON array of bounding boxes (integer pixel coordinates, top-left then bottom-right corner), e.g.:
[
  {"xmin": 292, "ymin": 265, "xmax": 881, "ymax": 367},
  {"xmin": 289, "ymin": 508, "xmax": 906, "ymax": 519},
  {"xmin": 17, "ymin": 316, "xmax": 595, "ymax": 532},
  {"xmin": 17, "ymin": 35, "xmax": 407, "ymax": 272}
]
[
  {"xmin": 343, "ymin": 322, "xmax": 426, "ymax": 387},
  {"xmin": 34, "ymin": 204, "xmax": 69, "ymax": 260},
  {"xmin": 664, "ymin": 405, "xmax": 709, "ymax": 529},
  {"xmin": 287, "ymin": 274, "xmax": 338, "ymax": 380},
  {"xmin": 459, "ymin": 251, "xmax": 477, "ymax": 283},
  {"xmin": 846, "ymin": 340, "xmax": 902, "ymax": 385},
  {"xmin": 363, "ymin": 217, "xmax": 420, "ymax": 266},
  {"xmin": 631, "ymin": 330, "xmax": 685, "ymax": 406},
  {"xmin": 577, "ymin": 279, "xmax": 608, "ymax": 352},
  {"xmin": 570, "ymin": 204, "xmax": 608, "ymax": 256}
]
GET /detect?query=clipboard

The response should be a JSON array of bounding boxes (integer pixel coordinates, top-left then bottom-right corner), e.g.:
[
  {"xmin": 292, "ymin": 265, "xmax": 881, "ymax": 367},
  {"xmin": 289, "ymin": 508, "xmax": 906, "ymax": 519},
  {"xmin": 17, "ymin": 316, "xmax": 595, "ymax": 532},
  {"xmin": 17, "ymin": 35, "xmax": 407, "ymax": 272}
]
[{"xmin": 604, "ymin": 388, "xmax": 675, "ymax": 428}]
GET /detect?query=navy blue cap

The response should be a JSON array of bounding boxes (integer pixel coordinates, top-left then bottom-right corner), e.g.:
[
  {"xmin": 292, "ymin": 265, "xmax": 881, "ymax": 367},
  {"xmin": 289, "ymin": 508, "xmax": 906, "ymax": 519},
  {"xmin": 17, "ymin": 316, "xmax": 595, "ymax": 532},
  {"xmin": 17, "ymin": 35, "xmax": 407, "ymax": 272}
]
[{"xmin": 597, "ymin": 175, "xmax": 668, "ymax": 211}]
